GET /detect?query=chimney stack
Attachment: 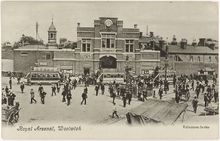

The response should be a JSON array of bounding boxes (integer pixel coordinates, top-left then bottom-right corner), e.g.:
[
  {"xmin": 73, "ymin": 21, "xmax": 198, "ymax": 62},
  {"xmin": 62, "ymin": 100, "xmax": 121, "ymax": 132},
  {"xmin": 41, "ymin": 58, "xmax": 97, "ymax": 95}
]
[
  {"xmin": 139, "ymin": 32, "xmax": 143, "ymax": 38},
  {"xmin": 77, "ymin": 22, "xmax": 80, "ymax": 27},
  {"xmin": 134, "ymin": 24, "xmax": 137, "ymax": 28},
  {"xmin": 180, "ymin": 38, "xmax": 187, "ymax": 49},
  {"xmin": 159, "ymin": 39, "xmax": 164, "ymax": 49},
  {"xmin": 198, "ymin": 38, "xmax": 206, "ymax": 46},
  {"xmin": 150, "ymin": 32, "xmax": 154, "ymax": 37}
]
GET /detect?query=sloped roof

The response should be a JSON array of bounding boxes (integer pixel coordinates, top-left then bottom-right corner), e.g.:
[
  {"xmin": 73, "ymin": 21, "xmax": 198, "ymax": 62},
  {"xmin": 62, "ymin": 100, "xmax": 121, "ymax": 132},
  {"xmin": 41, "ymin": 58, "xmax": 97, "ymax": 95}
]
[
  {"xmin": 77, "ymin": 27, "xmax": 94, "ymax": 32},
  {"xmin": 122, "ymin": 28, "xmax": 139, "ymax": 33},
  {"xmin": 168, "ymin": 45, "xmax": 218, "ymax": 55},
  {"xmin": 139, "ymin": 36, "xmax": 160, "ymax": 43},
  {"xmin": 128, "ymin": 99, "xmax": 188, "ymax": 125},
  {"xmin": 14, "ymin": 45, "xmax": 47, "ymax": 50},
  {"xmin": 48, "ymin": 22, "xmax": 56, "ymax": 31}
]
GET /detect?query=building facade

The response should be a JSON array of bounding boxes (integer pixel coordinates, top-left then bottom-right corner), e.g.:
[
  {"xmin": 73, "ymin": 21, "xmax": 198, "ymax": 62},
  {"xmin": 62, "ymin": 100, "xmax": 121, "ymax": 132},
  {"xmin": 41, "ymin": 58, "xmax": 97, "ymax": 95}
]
[
  {"xmin": 13, "ymin": 17, "xmax": 161, "ymax": 75},
  {"xmin": 75, "ymin": 17, "xmax": 160, "ymax": 75},
  {"xmin": 165, "ymin": 45, "xmax": 218, "ymax": 75}
]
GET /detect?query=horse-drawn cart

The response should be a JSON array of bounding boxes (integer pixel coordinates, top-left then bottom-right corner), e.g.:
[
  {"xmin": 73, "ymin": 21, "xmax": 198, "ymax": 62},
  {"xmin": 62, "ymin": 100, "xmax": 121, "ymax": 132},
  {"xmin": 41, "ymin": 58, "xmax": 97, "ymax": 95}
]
[{"xmin": 2, "ymin": 102, "xmax": 21, "ymax": 126}]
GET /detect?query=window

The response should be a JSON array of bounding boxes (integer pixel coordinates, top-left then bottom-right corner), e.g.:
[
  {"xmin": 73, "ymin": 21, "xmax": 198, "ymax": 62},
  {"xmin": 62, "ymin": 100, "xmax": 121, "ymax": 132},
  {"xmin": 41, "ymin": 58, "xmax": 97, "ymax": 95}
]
[
  {"xmin": 46, "ymin": 54, "xmax": 51, "ymax": 60},
  {"xmin": 82, "ymin": 39, "xmax": 91, "ymax": 52},
  {"xmin": 50, "ymin": 33, "xmax": 53, "ymax": 39},
  {"xmin": 198, "ymin": 56, "xmax": 200, "ymax": 62},
  {"xmin": 20, "ymin": 52, "xmax": 28, "ymax": 57},
  {"xmin": 209, "ymin": 56, "xmax": 211, "ymax": 62},
  {"xmin": 101, "ymin": 33, "xmax": 115, "ymax": 49},
  {"xmin": 190, "ymin": 56, "xmax": 193, "ymax": 62},
  {"xmin": 125, "ymin": 40, "xmax": 134, "ymax": 52}
]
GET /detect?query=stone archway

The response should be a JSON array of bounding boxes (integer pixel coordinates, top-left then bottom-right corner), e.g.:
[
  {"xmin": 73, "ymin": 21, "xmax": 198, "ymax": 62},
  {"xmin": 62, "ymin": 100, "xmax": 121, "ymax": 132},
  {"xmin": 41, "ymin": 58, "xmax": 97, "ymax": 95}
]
[{"xmin": 99, "ymin": 56, "xmax": 117, "ymax": 69}]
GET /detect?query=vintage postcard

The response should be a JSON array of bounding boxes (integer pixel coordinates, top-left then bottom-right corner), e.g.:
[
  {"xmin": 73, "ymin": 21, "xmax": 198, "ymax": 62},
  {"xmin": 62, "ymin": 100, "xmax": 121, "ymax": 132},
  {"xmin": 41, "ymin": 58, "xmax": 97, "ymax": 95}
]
[{"xmin": 1, "ymin": 1, "xmax": 219, "ymax": 139}]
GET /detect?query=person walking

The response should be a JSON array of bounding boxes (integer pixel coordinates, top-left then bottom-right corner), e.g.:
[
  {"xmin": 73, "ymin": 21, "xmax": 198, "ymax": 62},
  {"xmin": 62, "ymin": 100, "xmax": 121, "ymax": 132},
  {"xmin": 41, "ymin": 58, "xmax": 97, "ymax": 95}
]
[
  {"xmin": 101, "ymin": 83, "xmax": 105, "ymax": 95},
  {"xmin": 8, "ymin": 91, "xmax": 16, "ymax": 106},
  {"xmin": 95, "ymin": 84, "xmax": 99, "ymax": 96},
  {"xmin": 56, "ymin": 82, "xmax": 60, "ymax": 93},
  {"xmin": 112, "ymin": 103, "xmax": 119, "ymax": 118},
  {"xmin": 192, "ymin": 96, "xmax": 198, "ymax": 113},
  {"xmin": 62, "ymin": 88, "xmax": 67, "ymax": 102},
  {"xmin": 143, "ymin": 90, "xmax": 148, "ymax": 101},
  {"xmin": 9, "ymin": 78, "xmax": 12, "ymax": 89},
  {"xmin": 2, "ymin": 88, "xmax": 7, "ymax": 105},
  {"xmin": 158, "ymin": 86, "xmax": 163, "ymax": 100},
  {"xmin": 20, "ymin": 82, "xmax": 25, "ymax": 93},
  {"xmin": 122, "ymin": 95, "xmax": 127, "ymax": 108},
  {"xmin": 195, "ymin": 85, "xmax": 200, "ymax": 98},
  {"xmin": 40, "ymin": 90, "xmax": 47, "ymax": 104},
  {"xmin": 191, "ymin": 80, "xmax": 194, "ymax": 91},
  {"xmin": 5, "ymin": 86, "xmax": 9, "ymax": 95},
  {"xmin": 38, "ymin": 84, "xmax": 44, "ymax": 96},
  {"xmin": 204, "ymin": 93, "xmax": 209, "ymax": 107},
  {"xmin": 112, "ymin": 90, "xmax": 116, "ymax": 105},
  {"xmin": 66, "ymin": 92, "xmax": 72, "ymax": 106},
  {"xmin": 214, "ymin": 91, "xmax": 218, "ymax": 103},
  {"xmin": 127, "ymin": 92, "xmax": 132, "ymax": 105},
  {"xmin": 51, "ymin": 84, "xmax": 56, "ymax": 96},
  {"xmin": 81, "ymin": 90, "xmax": 87, "ymax": 105},
  {"xmin": 30, "ymin": 89, "xmax": 37, "ymax": 104},
  {"xmin": 175, "ymin": 89, "xmax": 180, "ymax": 103}
]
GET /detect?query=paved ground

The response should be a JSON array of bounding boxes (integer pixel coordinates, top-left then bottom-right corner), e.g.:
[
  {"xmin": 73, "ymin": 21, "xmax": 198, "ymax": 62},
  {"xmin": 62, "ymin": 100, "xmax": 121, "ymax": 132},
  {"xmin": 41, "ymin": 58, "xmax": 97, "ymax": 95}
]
[
  {"xmin": 2, "ymin": 77, "xmax": 143, "ymax": 125},
  {"xmin": 1, "ymin": 77, "xmax": 218, "ymax": 125}
]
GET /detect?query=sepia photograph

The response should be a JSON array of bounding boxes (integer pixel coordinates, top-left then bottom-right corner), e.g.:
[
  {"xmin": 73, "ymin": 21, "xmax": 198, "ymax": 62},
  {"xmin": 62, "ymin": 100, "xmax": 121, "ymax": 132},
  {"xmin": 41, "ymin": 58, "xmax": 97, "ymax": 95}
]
[{"xmin": 1, "ymin": 1, "xmax": 219, "ymax": 139}]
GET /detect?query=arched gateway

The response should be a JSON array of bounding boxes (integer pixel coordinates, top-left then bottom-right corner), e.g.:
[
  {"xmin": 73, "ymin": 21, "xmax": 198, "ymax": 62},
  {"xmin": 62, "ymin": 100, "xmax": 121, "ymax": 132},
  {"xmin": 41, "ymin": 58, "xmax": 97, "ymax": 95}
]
[{"xmin": 99, "ymin": 56, "xmax": 117, "ymax": 69}]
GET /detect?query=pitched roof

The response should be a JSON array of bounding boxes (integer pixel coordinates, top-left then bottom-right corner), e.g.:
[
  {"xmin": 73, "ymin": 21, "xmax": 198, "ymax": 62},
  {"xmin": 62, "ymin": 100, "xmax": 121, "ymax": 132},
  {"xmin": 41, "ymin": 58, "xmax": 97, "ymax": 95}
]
[
  {"xmin": 77, "ymin": 27, "xmax": 94, "ymax": 32},
  {"xmin": 14, "ymin": 45, "xmax": 47, "ymax": 50},
  {"xmin": 122, "ymin": 28, "xmax": 139, "ymax": 33},
  {"xmin": 139, "ymin": 36, "xmax": 161, "ymax": 43},
  {"xmin": 48, "ymin": 22, "xmax": 56, "ymax": 31},
  {"xmin": 14, "ymin": 45, "xmax": 75, "ymax": 52},
  {"xmin": 168, "ymin": 45, "xmax": 218, "ymax": 55}
]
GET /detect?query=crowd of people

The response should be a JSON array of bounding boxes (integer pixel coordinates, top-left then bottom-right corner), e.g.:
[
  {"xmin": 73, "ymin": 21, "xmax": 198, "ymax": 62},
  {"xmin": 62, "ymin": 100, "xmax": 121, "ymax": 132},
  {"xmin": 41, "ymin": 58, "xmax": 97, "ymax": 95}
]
[
  {"xmin": 173, "ymin": 74, "xmax": 218, "ymax": 113},
  {"xmin": 1, "ymin": 71, "xmax": 219, "ymax": 120}
]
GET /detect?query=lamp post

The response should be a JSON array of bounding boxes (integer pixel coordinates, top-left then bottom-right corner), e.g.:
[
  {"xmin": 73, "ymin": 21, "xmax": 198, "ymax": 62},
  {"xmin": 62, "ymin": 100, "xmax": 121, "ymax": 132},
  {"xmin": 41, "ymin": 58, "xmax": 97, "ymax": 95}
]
[{"xmin": 164, "ymin": 38, "xmax": 169, "ymax": 94}]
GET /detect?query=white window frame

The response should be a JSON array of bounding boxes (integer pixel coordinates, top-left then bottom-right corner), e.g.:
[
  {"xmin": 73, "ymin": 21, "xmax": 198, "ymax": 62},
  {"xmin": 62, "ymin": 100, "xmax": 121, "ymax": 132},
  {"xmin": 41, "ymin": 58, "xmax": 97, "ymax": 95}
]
[
  {"xmin": 189, "ymin": 55, "xmax": 193, "ymax": 62},
  {"xmin": 209, "ymin": 56, "xmax": 212, "ymax": 62},
  {"xmin": 101, "ymin": 33, "xmax": 116, "ymax": 49},
  {"xmin": 198, "ymin": 56, "xmax": 200, "ymax": 62},
  {"xmin": 125, "ymin": 40, "xmax": 134, "ymax": 53},
  {"xmin": 81, "ymin": 39, "xmax": 91, "ymax": 52}
]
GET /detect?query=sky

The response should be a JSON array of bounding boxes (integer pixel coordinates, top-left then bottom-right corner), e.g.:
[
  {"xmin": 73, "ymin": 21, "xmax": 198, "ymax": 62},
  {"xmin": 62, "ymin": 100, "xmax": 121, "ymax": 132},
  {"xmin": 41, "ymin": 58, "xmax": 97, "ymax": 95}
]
[{"xmin": 1, "ymin": 1, "xmax": 218, "ymax": 44}]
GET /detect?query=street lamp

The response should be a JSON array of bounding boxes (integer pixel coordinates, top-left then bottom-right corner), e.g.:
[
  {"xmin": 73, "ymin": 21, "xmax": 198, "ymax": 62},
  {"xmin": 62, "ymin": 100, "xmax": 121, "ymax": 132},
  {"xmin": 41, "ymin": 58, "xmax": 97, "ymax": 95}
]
[
  {"xmin": 125, "ymin": 55, "xmax": 133, "ymax": 85},
  {"xmin": 164, "ymin": 38, "xmax": 169, "ymax": 94}
]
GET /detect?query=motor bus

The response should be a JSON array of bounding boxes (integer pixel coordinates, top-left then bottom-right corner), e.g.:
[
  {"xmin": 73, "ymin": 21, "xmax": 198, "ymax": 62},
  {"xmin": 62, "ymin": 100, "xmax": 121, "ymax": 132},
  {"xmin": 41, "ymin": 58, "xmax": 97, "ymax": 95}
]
[
  {"xmin": 98, "ymin": 73, "xmax": 125, "ymax": 84},
  {"xmin": 24, "ymin": 67, "xmax": 62, "ymax": 85}
]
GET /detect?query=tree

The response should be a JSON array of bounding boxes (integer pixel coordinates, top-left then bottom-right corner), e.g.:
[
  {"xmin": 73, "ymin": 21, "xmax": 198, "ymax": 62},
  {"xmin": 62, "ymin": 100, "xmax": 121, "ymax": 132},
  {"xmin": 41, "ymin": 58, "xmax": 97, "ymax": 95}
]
[{"xmin": 12, "ymin": 34, "xmax": 44, "ymax": 49}]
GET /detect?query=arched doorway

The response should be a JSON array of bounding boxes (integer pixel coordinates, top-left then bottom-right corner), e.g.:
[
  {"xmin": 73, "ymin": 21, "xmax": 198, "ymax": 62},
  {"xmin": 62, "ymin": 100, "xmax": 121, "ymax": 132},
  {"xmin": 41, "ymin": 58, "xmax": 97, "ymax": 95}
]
[{"xmin": 99, "ymin": 56, "xmax": 117, "ymax": 69}]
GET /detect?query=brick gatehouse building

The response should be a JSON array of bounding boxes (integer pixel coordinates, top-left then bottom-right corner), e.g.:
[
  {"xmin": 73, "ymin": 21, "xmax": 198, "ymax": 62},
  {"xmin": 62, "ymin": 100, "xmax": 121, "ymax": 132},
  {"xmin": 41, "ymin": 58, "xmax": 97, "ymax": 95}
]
[{"xmin": 13, "ymin": 17, "xmax": 160, "ymax": 75}]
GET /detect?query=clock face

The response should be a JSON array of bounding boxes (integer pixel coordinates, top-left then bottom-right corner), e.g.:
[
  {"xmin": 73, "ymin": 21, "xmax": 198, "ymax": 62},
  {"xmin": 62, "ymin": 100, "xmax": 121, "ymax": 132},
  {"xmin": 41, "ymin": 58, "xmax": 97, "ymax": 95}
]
[{"xmin": 105, "ymin": 19, "xmax": 113, "ymax": 27}]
